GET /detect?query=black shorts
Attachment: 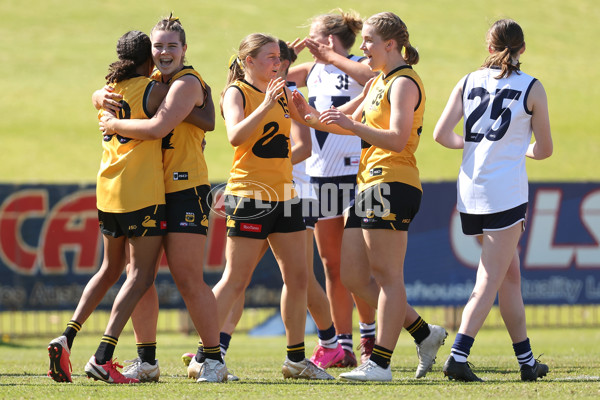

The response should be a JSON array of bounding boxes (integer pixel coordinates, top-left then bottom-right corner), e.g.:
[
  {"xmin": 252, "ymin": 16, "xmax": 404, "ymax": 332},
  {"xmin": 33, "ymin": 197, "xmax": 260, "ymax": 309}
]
[
  {"xmin": 310, "ymin": 175, "xmax": 356, "ymax": 220},
  {"xmin": 301, "ymin": 198, "xmax": 319, "ymax": 229},
  {"xmin": 344, "ymin": 198, "xmax": 361, "ymax": 229},
  {"xmin": 354, "ymin": 182, "xmax": 421, "ymax": 231},
  {"xmin": 166, "ymin": 185, "xmax": 211, "ymax": 235},
  {"xmin": 224, "ymin": 194, "xmax": 305, "ymax": 239},
  {"xmin": 98, "ymin": 204, "xmax": 167, "ymax": 238},
  {"xmin": 460, "ymin": 203, "xmax": 527, "ymax": 236}
]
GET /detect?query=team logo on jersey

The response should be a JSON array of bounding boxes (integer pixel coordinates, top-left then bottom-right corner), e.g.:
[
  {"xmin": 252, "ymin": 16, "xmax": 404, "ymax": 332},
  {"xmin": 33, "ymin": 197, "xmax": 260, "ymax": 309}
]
[
  {"xmin": 201, "ymin": 215, "xmax": 209, "ymax": 227},
  {"xmin": 173, "ymin": 172, "xmax": 189, "ymax": 181},
  {"xmin": 162, "ymin": 132, "xmax": 174, "ymax": 149},
  {"xmin": 252, "ymin": 121, "xmax": 289, "ymax": 159}
]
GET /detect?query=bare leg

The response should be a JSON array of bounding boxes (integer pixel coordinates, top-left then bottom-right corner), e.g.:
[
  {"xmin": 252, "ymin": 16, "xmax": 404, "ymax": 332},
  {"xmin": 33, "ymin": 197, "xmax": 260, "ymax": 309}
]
[
  {"xmin": 268, "ymin": 231, "xmax": 308, "ymax": 346},
  {"xmin": 314, "ymin": 217, "xmax": 354, "ymax": 334},
  {"xmin": 70, "ymin": 235, "xmax": 127, "ymax": 324},
  {"xmin": 165, "ymin": 232, "xmax": 219, "ymax": 348},
  {"xmin": 305, "ymin": 228, "xmax": 334, "ymax": 329},
  {"xmin": 129, "ymin": 248, "xmax": 162, "ymax": 344},
  {"xmin": 498, "ymin": 251, "xmax": 527, "ymax": 343},
  {"xmin": 103, "ymin": 235, "xmax": 162, "ymax": 338},
  {"xmin": 363, "ymin": 229, "xmax": 408, "ymax": 351},
  {"xmin": 213, "ymin": 237, "xmax": 265, "ymax": 332},
  {"xmin": 458, "ymin": 224, "xmax": 522, "ymax": 337}
]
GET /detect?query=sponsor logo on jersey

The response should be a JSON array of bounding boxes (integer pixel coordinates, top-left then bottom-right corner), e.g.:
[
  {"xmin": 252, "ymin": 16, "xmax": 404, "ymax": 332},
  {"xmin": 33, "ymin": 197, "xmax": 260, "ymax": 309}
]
[
  {"xmin": 240, "ymin": 223, "xmax": 262, "ymax": 232},
  {"xmin": 160, "ymin": 221, "xmax": 167, "ymax": 229},
  {"xmin": 173, "ymin": 172, "xmax": 189, "ymax": 181},
  {"xmin": 370, "ymin": 168, "xmax": 382, "ymax": 177},
  {"xmin": 180, "ymin": 222, "xmax": 188, "ymax": 227}
]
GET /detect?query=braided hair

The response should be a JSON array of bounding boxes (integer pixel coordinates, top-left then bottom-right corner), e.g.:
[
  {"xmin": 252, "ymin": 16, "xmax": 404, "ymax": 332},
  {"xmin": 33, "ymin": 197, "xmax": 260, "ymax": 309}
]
[{"xmin": 105, "ymin": 30, "xmax": 151, "ymax": 84}]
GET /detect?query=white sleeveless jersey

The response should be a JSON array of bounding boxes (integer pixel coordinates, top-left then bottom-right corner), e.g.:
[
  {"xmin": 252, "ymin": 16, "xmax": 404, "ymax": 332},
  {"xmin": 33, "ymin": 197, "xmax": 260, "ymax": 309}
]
[
  {"xmin": 458, "ymin": 67, "xmax": 537, "ymax": 214},
  {"xmin": 288, "ymin": 83, "xmax": 317, "ymax": 200},
  {"xmin": 305, "ymin": 55, "xmax": 364, "ymax": 177}
]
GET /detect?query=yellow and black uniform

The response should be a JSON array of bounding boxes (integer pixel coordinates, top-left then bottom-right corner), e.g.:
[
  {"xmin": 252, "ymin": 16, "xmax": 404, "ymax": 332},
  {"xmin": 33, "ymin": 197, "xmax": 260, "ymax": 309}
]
[
  {"xmin": 223, "ymin": 79, "xmax": 304, "ymax": 239},
  {"xmin": 152, "ymin": 66, "xmax": 211, "ymax": 234},
  {"xmin": 96, "ymin": 75, "xmax": 166, "ymax": 238},
  {"xmin": 350, "ymin": 65, "xmax": 425, "ymax": 231}
]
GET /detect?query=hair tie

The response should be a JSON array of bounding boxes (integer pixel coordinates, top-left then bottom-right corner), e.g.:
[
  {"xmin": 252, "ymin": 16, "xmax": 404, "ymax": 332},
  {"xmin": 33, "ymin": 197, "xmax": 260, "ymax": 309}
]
[
  {"xmin": 168, "ymin": 12, "xmax": 179, "ymax": 22},
  {"xmin": 228, "ymin": 55, "xmax": 243, "ymax": 71}
]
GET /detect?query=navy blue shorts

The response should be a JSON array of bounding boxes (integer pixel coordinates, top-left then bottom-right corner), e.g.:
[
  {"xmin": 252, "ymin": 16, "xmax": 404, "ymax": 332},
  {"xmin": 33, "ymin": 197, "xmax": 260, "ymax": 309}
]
[
  {"xmin": 310, "ymin": 175, "xmax": 356, "ymax": 219},
  {"xmin": 460, "ymin": 203, "xmax": 528, "ymax": 236}
]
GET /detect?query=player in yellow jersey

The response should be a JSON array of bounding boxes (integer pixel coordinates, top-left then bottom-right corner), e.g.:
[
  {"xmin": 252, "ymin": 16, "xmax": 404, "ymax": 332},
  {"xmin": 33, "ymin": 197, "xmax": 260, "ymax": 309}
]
[
  {"xmin": 214, "ymin": 33, "xmax": 338, "ymax": 381},
  {"xmin": 48, "ymin": 31, "xmax": 170, "ymax": 384},
  {"xmin": 293, "ymin": 12, "xmax": 431, "ymax": 382},
  {"xmin": 99, "ymin": 15, "xmax": 226, "ymax": 383}
]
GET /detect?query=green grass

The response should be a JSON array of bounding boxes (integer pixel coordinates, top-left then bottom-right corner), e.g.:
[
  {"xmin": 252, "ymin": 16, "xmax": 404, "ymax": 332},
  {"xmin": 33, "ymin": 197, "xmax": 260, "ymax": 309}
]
[
  {"xmin": 1, "ymin": 327, "xmax": 599, "ymax": 399},
  {"xmin": 0, "ymin": 0, "xmax": 598, "ymax": 183}
]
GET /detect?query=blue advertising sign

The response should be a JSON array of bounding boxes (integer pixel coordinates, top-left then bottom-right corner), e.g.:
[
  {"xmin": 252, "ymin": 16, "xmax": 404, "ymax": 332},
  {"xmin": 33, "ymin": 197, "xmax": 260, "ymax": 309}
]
[{"xmin": 0, "ymin": 182, "xmax": 598, "ymax": 311}]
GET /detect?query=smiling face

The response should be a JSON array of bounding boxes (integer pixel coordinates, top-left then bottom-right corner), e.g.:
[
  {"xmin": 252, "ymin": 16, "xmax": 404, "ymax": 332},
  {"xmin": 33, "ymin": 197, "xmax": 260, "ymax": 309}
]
[
  {"xmin": 246, "ymin": 41, "xmax": 281, "ymax": 83},
  {"xmin": 359, "ymin": 24, "xmax": 388, "ymax": 72},
  {"xmin": 151, "ymin": 30, "xmax": 186, "ymax": 79}
]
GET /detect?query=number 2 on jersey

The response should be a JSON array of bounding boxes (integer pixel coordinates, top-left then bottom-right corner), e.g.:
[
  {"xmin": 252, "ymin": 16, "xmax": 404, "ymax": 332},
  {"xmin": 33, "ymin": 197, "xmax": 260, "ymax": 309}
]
[{"xmin": 464, "ymin": 87, "xmax": 522, "ymax": 142}]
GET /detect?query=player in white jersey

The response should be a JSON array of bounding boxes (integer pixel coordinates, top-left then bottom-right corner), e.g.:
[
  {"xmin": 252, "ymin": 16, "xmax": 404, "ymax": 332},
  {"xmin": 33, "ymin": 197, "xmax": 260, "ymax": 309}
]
[
  {"xmin": 287, "ymin": 9, "xmax": 377, "ymax": 367},
  {"xmin": 433, "ymin": 19, "xmax": 552, "ymax": 382}
]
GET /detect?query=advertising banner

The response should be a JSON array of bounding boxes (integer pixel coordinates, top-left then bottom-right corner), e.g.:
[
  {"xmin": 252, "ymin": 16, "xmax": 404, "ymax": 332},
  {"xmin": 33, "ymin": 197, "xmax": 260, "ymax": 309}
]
[{"xmin": 0, "ymin": 182, "xmax": 598, "ymax": 311}]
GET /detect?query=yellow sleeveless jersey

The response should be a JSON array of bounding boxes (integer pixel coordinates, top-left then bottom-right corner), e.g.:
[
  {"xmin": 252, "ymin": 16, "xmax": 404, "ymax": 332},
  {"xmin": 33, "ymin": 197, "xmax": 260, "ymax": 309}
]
[
  {"xmin": 224, "ymin": 80, "xmax": 296, "ymax": 201},
  {"xmin": 358, "ymin": 65, "xmax": 425, "ymax": 192},
  {"xmin": 96, "ymin": 76, "xmax": 165, "ymax": 212},
  {"xmin": 152, "ymin": 66, "xmax": 210, "ymax": 193}
]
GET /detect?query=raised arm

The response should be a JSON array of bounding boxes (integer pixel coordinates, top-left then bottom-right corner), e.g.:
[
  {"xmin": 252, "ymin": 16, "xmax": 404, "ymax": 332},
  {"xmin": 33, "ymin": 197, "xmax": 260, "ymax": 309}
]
[
  {"xmin": 526, "ymin": 80, "xmax": 553, "ymax": 160},
  {"xmin": 433, "ymin": 79, "xmax": 466, "ymax": 150},
  {"xmin": 317, "ymin": 77, "xmax": 418, "ymax": 152},
  {"xmin": 305, "ymin": 37, "xmax": 376, "ymax": 85},
  {"xmin": 100, "ymin": 75, "xmax": 204, "ymax": 140},
  {"xmin": 223, "ymin": 77, "xmax": 287, "ymax": 147}
]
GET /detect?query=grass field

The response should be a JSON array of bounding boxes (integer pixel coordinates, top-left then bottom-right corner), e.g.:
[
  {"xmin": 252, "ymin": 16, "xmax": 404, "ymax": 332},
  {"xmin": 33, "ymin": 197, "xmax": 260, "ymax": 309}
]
[
  {"xmin": 1, "ymin": 0, "xmax": 598, "ymax": 183},
  {"xmin": 1, "ymin": 328, "xmax": 599, "ymax": 399}
]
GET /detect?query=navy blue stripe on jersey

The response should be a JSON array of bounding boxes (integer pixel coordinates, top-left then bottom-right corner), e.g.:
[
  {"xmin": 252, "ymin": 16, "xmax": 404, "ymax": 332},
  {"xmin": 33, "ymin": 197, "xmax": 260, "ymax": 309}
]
[{"xmin": 523, "ymin": 78, "xmax": 537, "ymax": 115}]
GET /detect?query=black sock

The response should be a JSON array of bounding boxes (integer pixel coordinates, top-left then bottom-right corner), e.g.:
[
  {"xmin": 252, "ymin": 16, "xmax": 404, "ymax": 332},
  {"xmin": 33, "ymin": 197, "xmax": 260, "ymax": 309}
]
[
  {"xmin": 195, "ymin": 341, "xmax": 205, "ymax": 363},
  {"xmin": 220, "ymin": 332, "xmax": 232, "ymax": 357},
  {"xmin": 62, "ymin": 320, "xmax": 81, "ymax": 350},
  {"xmin": 287, "ymin": 342, "xmax": 305, "ymax": 363},
  {"xmin": 370, "ymin": 344, "xmax": 393, "ymax": 369},
  {"xmin": 407, "ymin": 317, "xmax": 430, "ymax": 345},
  {"xmin": 137, "ymin": 342, "xmax": 157, "ymax": 365},
  {"xmin": 203, "ymin": 345, "xmax": 223, "ymax": 362},
  {"xmin": 94, "ymin": 335, "xmax": 118, "ymax": 365}
]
